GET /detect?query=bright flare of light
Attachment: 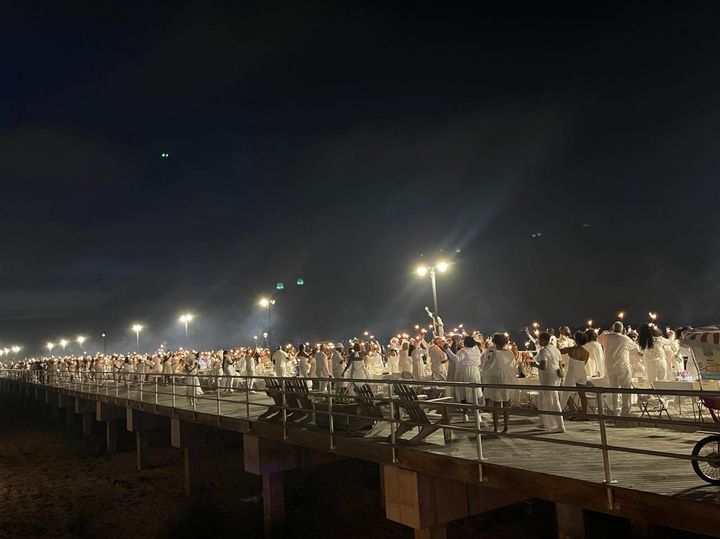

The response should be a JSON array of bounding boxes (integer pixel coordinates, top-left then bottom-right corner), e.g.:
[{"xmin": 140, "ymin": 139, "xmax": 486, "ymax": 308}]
[
  {"xmin": 46, "ymin": 342, "xmax": 55, "ymax": 352},
  {"xmin": 76, "ymin": 336, "xmax": 86, "ymax": 345},
  {"xmin": 436, "ymin": 261, "xmax": 449, "ymax": 273},
  {"xmin": 179, "ymin": 313, "xmax": 194, "ymax": 323},
  {"xmin": 259, "ymin": 298, "xmax": 275, "ymax": 307},
  {"xmin": 587, "ymin": 320, "xmax": 593, "ymax": 327},
  {"xmin": 649, "ymin": 312, "xmax": 657, "ymax": 321},
  {"xmin": 131, "ymin": 324, "xmax": 144, "ymax": 333},
  {"xmin": 59, "ymin": 339, "xmax": 68, "ymax": 349},
  {"xmin": 416, "ymin": 265, "xmax": 428, "ymax": 277},
  {"xmin": 618, "ymin": 312, "xmax": 625, "ymax": 320}
]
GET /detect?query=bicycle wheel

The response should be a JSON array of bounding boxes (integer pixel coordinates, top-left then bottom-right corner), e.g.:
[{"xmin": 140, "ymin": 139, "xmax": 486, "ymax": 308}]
[{"xmin": 692, "ymin": 435, "xmax": 720, "ymax": 485}]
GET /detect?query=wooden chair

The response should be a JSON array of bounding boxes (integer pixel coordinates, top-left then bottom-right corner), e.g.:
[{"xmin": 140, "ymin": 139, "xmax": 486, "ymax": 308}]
[
  {"xmin": 348, "ymin": 384, "xmax": 386, "ymax": 433},
  {"xmin": 391, "ymin": 382, "xmax": 453, "ymax": 444},
  {"xmin": 258, "ymin": 377, "xmax": 283, "ymax": 421},
  {"xmin": 285, "ymin": 378, "xmax": 314, "ymax": 423}
]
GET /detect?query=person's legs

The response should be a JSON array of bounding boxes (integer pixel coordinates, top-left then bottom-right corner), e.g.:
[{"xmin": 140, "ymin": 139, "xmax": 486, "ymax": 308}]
[
  {"xmin": 502, "ymin": 401, "xmax": 510, "ymax": 433},
  {"xmin": 607, "ymin": 373, "xmax": 620, "ymax": 415}
]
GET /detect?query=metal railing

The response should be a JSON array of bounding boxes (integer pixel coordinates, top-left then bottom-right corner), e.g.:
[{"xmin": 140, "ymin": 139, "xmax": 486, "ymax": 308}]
[{"xmin": 1, "ymin": 368, "xmax": 719, "ymax": 505}]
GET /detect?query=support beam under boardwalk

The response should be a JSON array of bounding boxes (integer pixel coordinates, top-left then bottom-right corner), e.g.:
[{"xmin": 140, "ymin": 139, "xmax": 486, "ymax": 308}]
[
  {"xmin": 556, "ymin": 503, "xmax": 585, "ymax": 539},
  {"xmin": 383, "ymin": 465, "xmax": 528, "ymax": 537},
  {"xmin": 171, "ymin": 418, "xmax": 204, "ymax": 496}
]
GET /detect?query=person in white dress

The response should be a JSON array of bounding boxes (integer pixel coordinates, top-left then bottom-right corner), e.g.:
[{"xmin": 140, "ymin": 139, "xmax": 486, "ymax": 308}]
[
  {"xmin": 343, "ymin": 343, "xmax": 368, "ymax": 394},
  {"xmin": 185, "ymin": 352, "xmax": 203, "ymax": 405},
  {"xmin": 480, "ymin": 334, "xmax": 516, "ymax": 433},
  {"xmin": 398, "ymin": 341, "xmax": 412, "ymax": 376},
  {"xmin": 638, "ymin": 324, "xmax": 668, "ymax": 383},
  {"xmin": 533, "ymin": 333, "xmax": 565, "ymax": 433},
  {"xmin": 410, "ymin": 340, "xmax": 426, "ymax": 380},
  {"xmin": 331, "ymin": 344, "xmax": 346, "ymax": 389},
  {"xmin": 162, "ymin": 353, "xmax": 174, "ymax": 386},
  {"xmin": 558, "ymin": 331, "xmax": 590, "ymax": 413},
  {"xmin": 583, "ymin": 329, "xmax": 605, "ymax": 378},
  {"xmin": 386, "ymin": 347, "xmax": 400, "ymax": 376}
]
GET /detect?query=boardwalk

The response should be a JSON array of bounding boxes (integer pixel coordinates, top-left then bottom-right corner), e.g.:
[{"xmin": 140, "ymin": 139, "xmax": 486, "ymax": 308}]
[{"xmin": 3, "ymin": 374, "xmax": 720, "ymax": 538}]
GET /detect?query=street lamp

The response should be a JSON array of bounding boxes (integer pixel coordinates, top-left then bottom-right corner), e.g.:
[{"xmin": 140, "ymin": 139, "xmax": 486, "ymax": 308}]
[
  {"xmin": 76, "ymin": 335, "xmax": 86, "ymax": 351},
  {"xmin": 131, "ymin": 324, "xmax": 143, "ymax": 352},
  {"xmin": 415, "ymin": 260, "xmax": 449, "ymax": 324},
  {"xmin": 59, "ymin": 339, "xmax": 69, "ymax": 352},
  {"xmin": 258, "ymin": 298, "xmax": 276, "ymax": 349},
  {"xmin": 179, "ymin": 313, "xmax": 194, "ymax": 344},
  {"xmin": 46, "ymin": 342, "xmax": 55, "ymax": 355},
  {"xmin": 101, "ymin": 333, "xmax": 107, "ymax": 354}
]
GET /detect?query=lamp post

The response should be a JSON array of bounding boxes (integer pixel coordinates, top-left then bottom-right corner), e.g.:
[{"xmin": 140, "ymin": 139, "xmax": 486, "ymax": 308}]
[
  {"xmin": 179, "ymin": 313, "xmax": 194, "ymax": 345},
  {"xmin": 76, "ymin": 335, "xmax": 86, "ymax": 352},
  {"xmin": 46, "ymin": 342, "xmax": 55, "ymax": 355},
  {"xmin": 258, "ymin": 298, "xmax": 276, "ymax": 350},
  {"xmin": 416, "ymin": 260, "xmax": 449, "ymax": 324},
  {"xmin": 131, "ymin": 324, "xmax": 143, "ymax": 352},
  {"xmin": 59, "ymin": 339, "xmax": 69, "ymax": 352},
  {"xmin": 101, "ymin": 333, "xmax": 107, "ymax": 354}
]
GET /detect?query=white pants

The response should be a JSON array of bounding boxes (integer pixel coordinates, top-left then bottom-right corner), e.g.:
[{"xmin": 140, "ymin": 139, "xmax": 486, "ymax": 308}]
[
  {"xmin": 538, "ymin": 378, "xmax": 565, "ymax": 432},
  {"xmin": 608, "ymin": 367, "xmax": 633, "ymax": 416}
]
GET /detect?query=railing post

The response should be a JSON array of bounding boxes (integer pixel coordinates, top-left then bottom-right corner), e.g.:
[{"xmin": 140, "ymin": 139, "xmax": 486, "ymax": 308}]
[
  {"xmin": 388, "ymin": 381, "xmax": 397, "ymax": 463},
  {"xmin": 245, "ymin": 376, "xmax": 251, "ymax": 420},
  {"xmin": 281, "ymin": 377, "xmax": 288, "ymax": 440},
  {"xmin": 328, "ymin": 385, "xmax": 335, "ymax": 450},
  {"xmin": 155, "ymin": 375, "xmax": 158, "ymax": 405},
  {"xmin": 172, "ymin": 377, "xmax": 176, "ymax": 409},
  {"xmin": 596, "ymin": 390, "xmax": 616, "ymax": 486},
  {"xmin": 473, "ymin": 386, "xmax": 485, "ymax": 463}
]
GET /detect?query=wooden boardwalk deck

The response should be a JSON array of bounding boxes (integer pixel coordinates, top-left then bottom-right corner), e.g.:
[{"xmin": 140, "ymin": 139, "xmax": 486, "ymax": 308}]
[{"xmin": 9, "ymin": 379, "xmax": 720, "ymax": 536}]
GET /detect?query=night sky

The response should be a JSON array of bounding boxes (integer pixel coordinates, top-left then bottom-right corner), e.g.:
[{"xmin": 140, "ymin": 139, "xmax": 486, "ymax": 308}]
[{"xmin": 2, "ymin": 2, "xmax": 720, "ymax": 353}]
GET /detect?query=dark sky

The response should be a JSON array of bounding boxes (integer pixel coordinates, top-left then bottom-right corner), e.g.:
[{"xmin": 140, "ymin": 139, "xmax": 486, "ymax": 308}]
[{"xmin": 2, "ymin": 2, "xmax": 720, "ymax": 354}]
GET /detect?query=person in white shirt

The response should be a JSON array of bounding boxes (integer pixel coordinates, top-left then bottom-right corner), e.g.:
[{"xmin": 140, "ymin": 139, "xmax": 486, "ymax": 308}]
[
  {"xmin": 428, "ymin": 338, "xmax": 449, "ymax": 381},
  {"xmin": 314, "ymin": 344, "xmax": 330, "ymax": 392},
  {"xmin": 398, "ymin": 341, "xmax": 412, "ymax": 376},
  {"xmin": 480, "ymin": 334, "xmax": 516, "ymax": 433},
  {"xmin": 272, "ymin": 346, "xmax": 288, "ymax": 378},
  {"xmin": 331, "ymin": 344, "xmax": 346, "ymax": 388},
  {"xmin": 638, "ymin": 324, "xmax": 668, "ymax": 383},
  {"xmin": 598, "ymin": 322, "xmax": 639, "ymax": 416},
  {"xmin": 583, "ymin": 329, "xmax": 605, "ymax": 377},
  {"xmin": 533, "ymin": 333, "xmax": 565, "ymax": 433}
]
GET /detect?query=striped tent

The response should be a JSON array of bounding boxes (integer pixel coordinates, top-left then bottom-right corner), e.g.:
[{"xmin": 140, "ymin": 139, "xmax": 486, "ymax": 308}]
[{"xmin": 683, "ymin": 326, "xmax": 720, "ymax": 346}]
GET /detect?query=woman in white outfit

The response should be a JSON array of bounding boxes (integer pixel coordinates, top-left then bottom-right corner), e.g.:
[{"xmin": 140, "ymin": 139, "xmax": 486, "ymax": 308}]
[
  {"xmin": 559, "ymin": 331, "xmax": 590, "ymax": 413},
  {"xmin": 480, "ymin": 334, "xmax": 516, "ymax": 433},
  {"xmin": 162, "ymin": 354, "xmax": 174, "ymax": 385},
  {"xmin": 185, "ymin": 353, "xmax": 204, "ymax": 405},
  {"xmin": 343, "ymin": 343, "xmax": 368, "ymax": 394},
  {"xmin": 583, "ymin": 329, "xmax": 605, "ymax": 378},
  {"xmin": 297, "ymin": 345, "xmax": 311, "ymax": 377},
  {"xmin": 410, "ymin": 341, "xmax": 426, "ymax": 380},
  {"xmin": 533, "ymin": 333, "xmax": 565, "ymax": 433},
  {"xmin": 386, "ymin": 348, "xmax": 400, "ymax": 376},
  {"xmin": 638, "ymin": 324, "xmax": 668, "ymax": 383},
  {"xmin": 398, "ymin": 342, "xmax": 412, "ymax": 376}
]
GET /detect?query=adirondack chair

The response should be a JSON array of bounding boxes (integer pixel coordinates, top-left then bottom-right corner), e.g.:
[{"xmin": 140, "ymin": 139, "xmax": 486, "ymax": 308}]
[
  {"xmin": 258, "ymin": 377, "xmax": 284, "ymax": 421},
  {"xmin": 391, "ymin": 382, "xmax": 453, "ymax": 444},
  {"xmin": 285, "ymin": 378, "xmax": 314, "ymax": 423},
  {"xmin": 348, "ymin": 384, "xmax": 385, "ymax": 433}
]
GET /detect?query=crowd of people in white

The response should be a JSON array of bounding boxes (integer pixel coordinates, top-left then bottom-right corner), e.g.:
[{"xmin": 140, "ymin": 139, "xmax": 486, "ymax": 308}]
[{"xmin": 3, "ymin": 320, "xmax": 697, "ymax": 434}]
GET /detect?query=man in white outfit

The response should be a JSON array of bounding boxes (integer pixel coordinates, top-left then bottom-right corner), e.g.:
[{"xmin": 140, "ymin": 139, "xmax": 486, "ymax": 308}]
[
  {"xmin": 314, "ymin": 344, "xmax": 330, "ymax": 392},
  {"xmin": 272, "ymin": 346, "xmax": 288, "ymax": 378},
  {"xmin": 535, "ymin": 333, "xmax": 565, "ymax": 433},
  {"xmin": 428, "ymin": 338, "xmax": 448, "ymax": 381},
  {"xmin": 598, "ymin": 322, "xmax": 639, "ymax": 416}
]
